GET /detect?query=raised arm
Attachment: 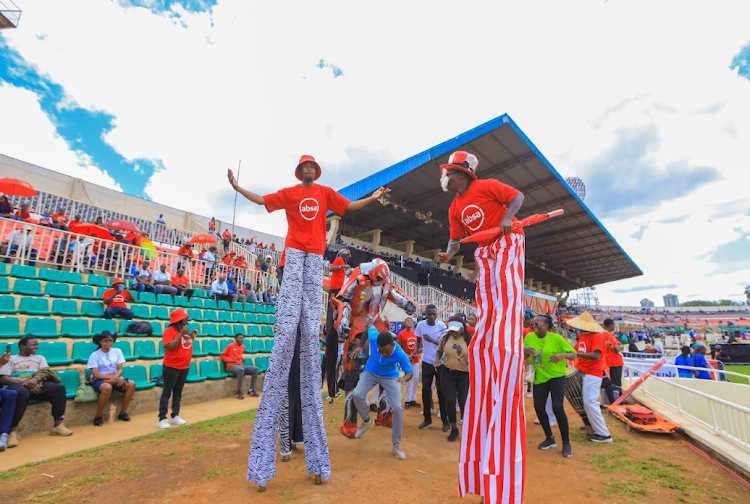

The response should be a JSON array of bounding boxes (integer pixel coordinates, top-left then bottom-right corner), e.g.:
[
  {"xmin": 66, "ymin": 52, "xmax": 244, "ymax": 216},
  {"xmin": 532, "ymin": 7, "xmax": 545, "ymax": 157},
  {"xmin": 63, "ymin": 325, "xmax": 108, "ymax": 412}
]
[
  {"xmin": 346, "ymin": 187, "xmax": 390, "ymax": 212},
  {"xmin": 228, "ymin": 169, "xmax": 265, "ymax": 206}
]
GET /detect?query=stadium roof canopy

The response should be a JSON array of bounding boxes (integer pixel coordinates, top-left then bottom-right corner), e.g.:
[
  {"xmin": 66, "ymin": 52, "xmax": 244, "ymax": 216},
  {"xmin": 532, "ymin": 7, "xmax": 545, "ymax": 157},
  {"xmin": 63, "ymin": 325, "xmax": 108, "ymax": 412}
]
[{"xmin": 335, "ymin": 114, "xmax": 642, "ymax": 293}]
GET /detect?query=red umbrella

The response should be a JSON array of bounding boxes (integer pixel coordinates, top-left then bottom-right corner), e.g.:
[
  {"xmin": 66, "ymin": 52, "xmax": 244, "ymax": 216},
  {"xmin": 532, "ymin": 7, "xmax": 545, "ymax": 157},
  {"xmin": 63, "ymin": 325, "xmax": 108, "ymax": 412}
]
[
  {"xmin": 105, "ymin": 219, "xmax": 142, "ymax": 233},
  {"xmin": 461, "ymin": 209, "xmax": 565, "ymax": 246},
  {"xmin": 188, "ymin": 233, "xmax": 218, "ymax": 244},
  {"xmin": 70, "ymin": 224, "xmax": 113, "ymax": 239},
  {"xmin": 0, "ymin": 178, "xmax": 37, "ymax": 197}
]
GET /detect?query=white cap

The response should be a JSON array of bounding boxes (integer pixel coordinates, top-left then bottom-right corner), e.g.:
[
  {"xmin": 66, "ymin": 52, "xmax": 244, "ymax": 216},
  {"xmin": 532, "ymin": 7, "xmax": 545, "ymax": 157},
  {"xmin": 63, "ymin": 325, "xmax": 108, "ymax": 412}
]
[{"xmin": 447, "ymin": 321, "xmax": 464, "ymax": 332}]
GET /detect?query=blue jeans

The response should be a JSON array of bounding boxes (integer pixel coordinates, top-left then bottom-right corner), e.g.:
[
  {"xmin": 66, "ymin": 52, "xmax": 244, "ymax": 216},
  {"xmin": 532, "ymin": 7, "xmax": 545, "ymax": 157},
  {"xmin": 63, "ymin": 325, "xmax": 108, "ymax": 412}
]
[
  {"xmin": 134, "ymin": 283, "xmax": 156, "ymax": 294},
  {"xmin": 0, "ymin": 388, "xmax": 17, "ymax": 435},
  {"xmin": 5, "ymin": 244, "xmax": 38, "ymax": 266},
  {"xmin": 104, "ymin": 306, "xmax": 134, "ymax": 320}
]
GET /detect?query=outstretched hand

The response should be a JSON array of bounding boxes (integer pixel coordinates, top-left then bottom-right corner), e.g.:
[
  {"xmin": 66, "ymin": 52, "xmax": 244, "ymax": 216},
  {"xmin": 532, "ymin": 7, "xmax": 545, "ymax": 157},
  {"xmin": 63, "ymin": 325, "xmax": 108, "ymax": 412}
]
[
  {"xmin": 227, "ymin": 169, "xmax": 239, "ymax": 190},
  {"xmin": 371, "ymin": 187, "xmax": 391, "ymax": 199},
  {"xmin": 437, "ymin": 252, "xmax": 451, "ymax": 264}
]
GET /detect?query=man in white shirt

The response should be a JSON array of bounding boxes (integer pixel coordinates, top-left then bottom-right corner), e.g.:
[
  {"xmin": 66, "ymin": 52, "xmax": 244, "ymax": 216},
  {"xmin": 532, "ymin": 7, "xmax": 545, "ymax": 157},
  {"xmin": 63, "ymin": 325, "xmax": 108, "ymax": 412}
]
[
  {"xmin": 153, "ymin": 263, "xmax": 177, "ymax": 297},
  {"xmin": 4, "ymin": 225, "xmax": 38, "ymax": 267},
  {"xmin": 86, "ymin": 331, "xmax": 136, "ymax": 426},
  {"xmin": 210, "ymin": 275, "xmax": 232, "ymax": 305},
  {"xmin": 203, "ymin": 246, "xmax": 217, "ymax": 284},
  {"xmin": 156, "ymin": 214, "xmax": 166, "ymax": 224},
  {"xmin": 133, "ymin": 259, "xmax": 156, "ymax": 294},
  {"xmin": 415, "ymin": 304, "xmax": 449, "ymax": 431}
]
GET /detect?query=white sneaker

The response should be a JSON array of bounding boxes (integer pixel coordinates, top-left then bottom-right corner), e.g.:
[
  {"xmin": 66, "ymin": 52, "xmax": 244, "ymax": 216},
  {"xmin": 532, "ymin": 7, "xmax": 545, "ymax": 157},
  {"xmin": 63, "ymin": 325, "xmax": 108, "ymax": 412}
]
[
  {"xmin": 170, "ymin": 416, "xmax": 187, "ymax": 426},
  {"xmin": 550, "ymin": 419, "xmax": 557, "ymax": 427},
  {"xmin": 158, "ymin": 419, "xmax": 170, "ymax": 429},
  {"xmin": 534, "ymin": 417, "xmax": 540, "ymax": 424},
  {"xmin": 354, "ymin": 419, "xmax": 372, "ymax": 439},
  {"xmin": 391, "ymin": 444, "xmax": 407, "ymax": 460}
]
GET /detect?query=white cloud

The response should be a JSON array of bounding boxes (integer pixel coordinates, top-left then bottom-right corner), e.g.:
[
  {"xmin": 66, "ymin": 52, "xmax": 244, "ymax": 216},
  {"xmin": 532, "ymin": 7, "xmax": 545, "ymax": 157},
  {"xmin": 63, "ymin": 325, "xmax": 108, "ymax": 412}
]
[{"xmin": 2, "ymin": 0, "xmax": 750, "ymax": 306}]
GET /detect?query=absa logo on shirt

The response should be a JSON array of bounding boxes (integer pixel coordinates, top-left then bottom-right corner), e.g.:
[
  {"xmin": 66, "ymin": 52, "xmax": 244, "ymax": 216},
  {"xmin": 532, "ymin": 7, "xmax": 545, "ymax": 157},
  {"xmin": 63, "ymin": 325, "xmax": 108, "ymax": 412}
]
[
  {"xmin": 299, "ymin": 198, "xmax": 319, "ymax": 221},
  {"xmin": 461, "ymin": 205, "xmax": 485, "ymax": 232}
]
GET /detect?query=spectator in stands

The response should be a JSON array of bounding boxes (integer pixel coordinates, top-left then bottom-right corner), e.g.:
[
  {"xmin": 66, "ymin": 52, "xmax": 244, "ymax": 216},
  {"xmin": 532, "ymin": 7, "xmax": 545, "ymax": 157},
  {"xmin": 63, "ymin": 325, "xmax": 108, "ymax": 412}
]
[
  {"xmin": 171, "ymin": 269, "xmax": 194, "ymax": 301},
  {"xmin": 157, "ymin": 214, "xmax": 166, "ymax": 225},
  {"xmin": 397, "ymin": 317, "xmax": 421, "ymax": 408},
  {"xmin": 226, "ymin": 275, "xmax": 244, "ymax": 304},
  {"xmin": 133, "ymin": 259, "xmax": 157, "ymax": 294},
  {"xmin": 0, "ymin": 351, "xmax": 17, "ymax": 451},
  {"xmin": 222, "ymin": 228, "xmax": 231, "ymax": 251},
  {"xmin": 0, "ymin": 196, "xmax": 14, "ymax": 219},
  {"xmin": 241, "ymin": 282, "xmax": 262, "ymax": 303},
  {"xmin": 159, "ymin": 309, "xmax": 195, "ymax": 429},
  {"xmin": 52, "ymin": 234, "xmax": 71, "ymax": 270},
  {"xmin": 203, "ymin": 246, "xmax": 217, "ymax": 284},
  {"xmin": 153, "ymin": 263, "xmax": 177, "ymax": 297},
  {"xmin": 435, "ymin": 315, "xmax": 471, "ymax": 442},
  {"xmin": 174, "ymin": 243, "xmax": 193, "ymax": 272},
  {"xmin": 674, "ymin": 345, "xmax": 694, "ymax": 378},
  {"xmin": 86, "ymin": 331, "xmax": 136, "ymax": 426},
  {"xmin": 0, "ymin": 337, "xmax": 73, "ymax": 442},
  {"xmin": 210, "ymin": 275, "xmax": 232, "ymax": 304},
  {"xmin": 68, "ymin": 214, "xmax": 82, "ymax": 228},
  {"xmin": 416, "ymin": 304, "xmax": 449, "ymax": 431},
  {"xmin": 234, "ymin": 254, "xmax": 249, "ymax": 269},
  {"xmin": 51, "ymin": 208, "xmax": 70, "ymax": 231},
  {"xmin": 102, "ymin": 277, "xmax": 135, "ymax": 320},
  {"xmin": 627, "ymin": 337, "xmax": 640, "ymax": 352},
  {"xmin": 13, "ymin": 203, "xmax": 31, "ymax": 222},
  {"xmin": 691, "ymin": 344, "xmax": 713, "ymax": 380},
  {"xmin": 221, "ymin": 334, "xmax": 260, "ymax": 400},
  {"xmin": 3, "ymin": 225, "xmax": 38, "ymax": 266},
  {"xmin": 259, "ymin": 255, "xmax": 272, "ymax": 273},
  {"xmin": 222, "ymin": 251, "xmax": 236, "ymax": 266}
]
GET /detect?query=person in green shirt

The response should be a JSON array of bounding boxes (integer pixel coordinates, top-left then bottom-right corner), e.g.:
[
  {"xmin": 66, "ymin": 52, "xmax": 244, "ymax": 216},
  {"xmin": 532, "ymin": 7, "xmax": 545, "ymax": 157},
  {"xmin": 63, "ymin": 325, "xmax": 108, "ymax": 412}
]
[{"xmin": 523, "ymin": 314, "xmax": 577, "ymax": 458}]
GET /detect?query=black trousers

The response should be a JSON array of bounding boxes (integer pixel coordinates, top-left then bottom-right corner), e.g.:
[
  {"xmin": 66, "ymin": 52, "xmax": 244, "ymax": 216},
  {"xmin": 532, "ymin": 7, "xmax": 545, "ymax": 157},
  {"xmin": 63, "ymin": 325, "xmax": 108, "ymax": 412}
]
[
  {"xmin": 159, "ymin": 366, "xmax": 189, "ymax": 420},
  {"xmin": 323, "ymin": 294, "xmax": 340, "ymax": 397},
  {"xmin": 532, "ymin": 376, "xmax": 569, "ymax": 443},
  {"xmin": 609, "ymin": 366, "xmax": 623, "ymax": 396},
  {"xmin": 421, "ymin": 362, "xmax": 448, "ymax": 425},
  {"xmin": 7, "ymin": 382, "xmax": 67, "ymax": 427},
  {"xmin": 601, "ymin": 372, "xmax": 616, "ymax": 404},
  {"xmin": 439, "ymin": 368, "xmax": 469, "ymax": 425}
]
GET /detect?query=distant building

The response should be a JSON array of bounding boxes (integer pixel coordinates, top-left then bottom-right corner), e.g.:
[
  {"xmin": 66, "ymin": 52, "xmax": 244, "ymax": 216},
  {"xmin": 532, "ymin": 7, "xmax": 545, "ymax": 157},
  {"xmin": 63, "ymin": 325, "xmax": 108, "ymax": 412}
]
[
  {"xmin": 663, "ymin": 294, "xmax": 679, "ymax": 307},
  {"xmin": 640, "ymin": 298, "xmax": 655, "ymax": 308}
]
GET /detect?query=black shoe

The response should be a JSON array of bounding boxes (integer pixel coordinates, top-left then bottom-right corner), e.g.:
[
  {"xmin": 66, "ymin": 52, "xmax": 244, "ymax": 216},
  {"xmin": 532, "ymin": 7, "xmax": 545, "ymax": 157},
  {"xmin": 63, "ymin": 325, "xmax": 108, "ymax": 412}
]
[
  {"xmin": 117, "ymin": 413, "xmax": 131, "ymax": 422},
  {"xmin": 418, "ymin": 421, "xmax": 433, "ymax": 430},
  {"xmin": 448, "ymin": 428, "xmax": 459, "ymax": 442},
  {"xmin": 442, "ymin": 423, "xmax": 451, "ymax": 433},
  {"xmin": 235, "ymin": 392, "xmax": 245, "ymax": 400},
  {"xmin": 538, "ymin": 436, "xmax": 557, "ymax": 450},
  {"xmin": 410, "ymin": 401, "xmax": 421, "ymax": 408},
  {"xmin": 247, "ymin": 391, "xmax": 259, "ymax": 397},
  {"xmin": 93, "ymin": 416, "xmax": 103, "ymax": 427},
  {"xmin": 589, "ymin": 434, "xmax": 613, "ymax": 443},
  {"xmin": 579, "ymin": 426, "xmax": 587, "ymax": 431},
  {"xmin": 369, "ymin": 404, "xmax": 378, "ymax": 413},
  {"xmin": 562, "ymin": 442, "xmax": 572, "ymax": 457}
]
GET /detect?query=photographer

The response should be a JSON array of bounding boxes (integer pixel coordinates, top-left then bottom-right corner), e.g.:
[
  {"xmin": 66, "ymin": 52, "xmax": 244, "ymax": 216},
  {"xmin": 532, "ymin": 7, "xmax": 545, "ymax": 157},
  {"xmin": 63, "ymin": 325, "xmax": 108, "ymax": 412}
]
[
  {"xmin": 102, "ymin": 278, "xmax": 135, "ymax": 320},
  {"xmin": 158, "ymin": 309, "xmax": 195, "ymax": 429}
]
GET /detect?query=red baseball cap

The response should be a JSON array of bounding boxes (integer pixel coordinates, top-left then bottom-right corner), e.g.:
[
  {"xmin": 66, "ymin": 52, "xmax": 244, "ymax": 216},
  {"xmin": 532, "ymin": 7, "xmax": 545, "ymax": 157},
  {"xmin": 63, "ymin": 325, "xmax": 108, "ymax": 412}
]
[{"xmin": 295, "ymin": 155, "xmax": 321, "ymax": 181}]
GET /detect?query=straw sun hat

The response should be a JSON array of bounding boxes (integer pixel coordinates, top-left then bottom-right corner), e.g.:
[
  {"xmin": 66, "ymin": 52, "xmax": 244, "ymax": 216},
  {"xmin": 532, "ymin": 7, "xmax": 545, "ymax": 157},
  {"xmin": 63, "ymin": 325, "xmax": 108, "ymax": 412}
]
[{"xmin": 566, "ymin": 311, "xmax": 605, "ymax": 333}]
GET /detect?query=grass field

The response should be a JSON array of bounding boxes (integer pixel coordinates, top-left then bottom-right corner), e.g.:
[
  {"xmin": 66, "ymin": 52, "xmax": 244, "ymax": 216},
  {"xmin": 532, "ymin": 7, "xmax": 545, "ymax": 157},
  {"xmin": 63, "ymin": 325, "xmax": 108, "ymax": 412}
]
[{"xmin": 725, "ymin": 364, "xmax": 750, "ymax": 384}]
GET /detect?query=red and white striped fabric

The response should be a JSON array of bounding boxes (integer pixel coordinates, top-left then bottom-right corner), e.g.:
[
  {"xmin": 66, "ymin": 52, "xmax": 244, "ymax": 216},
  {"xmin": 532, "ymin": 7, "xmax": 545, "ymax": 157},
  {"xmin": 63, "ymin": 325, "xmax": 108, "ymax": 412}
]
[{"xmin": 459, "ymin": 232, "xmax": 526, "ymax": 504}]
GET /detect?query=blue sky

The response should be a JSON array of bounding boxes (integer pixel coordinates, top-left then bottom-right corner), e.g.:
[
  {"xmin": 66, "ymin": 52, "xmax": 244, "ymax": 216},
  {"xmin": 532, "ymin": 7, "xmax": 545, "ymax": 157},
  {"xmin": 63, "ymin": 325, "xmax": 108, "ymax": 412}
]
[{"xmin": 1, "ymin": 0, "xmax": 749, "ymax": 306}]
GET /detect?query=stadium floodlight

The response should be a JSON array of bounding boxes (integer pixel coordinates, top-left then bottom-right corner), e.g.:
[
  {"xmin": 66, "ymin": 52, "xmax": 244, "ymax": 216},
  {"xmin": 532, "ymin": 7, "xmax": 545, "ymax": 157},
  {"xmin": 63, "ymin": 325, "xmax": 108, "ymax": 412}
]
[{"xmin": 565, "ymin": 177, "xmax": 586, "ymax": 201}]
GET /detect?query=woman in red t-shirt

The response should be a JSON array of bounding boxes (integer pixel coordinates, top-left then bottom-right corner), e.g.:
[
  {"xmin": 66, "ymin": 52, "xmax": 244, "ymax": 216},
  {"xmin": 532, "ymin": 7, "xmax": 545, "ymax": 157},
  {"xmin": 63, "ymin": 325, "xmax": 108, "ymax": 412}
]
[
  {"xmin": 158, "ymin": 309, "xmax": 195, "ymax": 430},
  {"xmin": 397, "ymin": 317, "xmax": 421, "ymax": 407}
]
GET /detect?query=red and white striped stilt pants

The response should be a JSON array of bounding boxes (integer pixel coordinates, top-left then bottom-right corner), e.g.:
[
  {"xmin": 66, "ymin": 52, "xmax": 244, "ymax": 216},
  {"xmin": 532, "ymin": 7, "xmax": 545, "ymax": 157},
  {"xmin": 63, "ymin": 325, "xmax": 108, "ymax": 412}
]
[{"xmin": 459, "ymin": 233, "xmax": 526, "ymax": 504}]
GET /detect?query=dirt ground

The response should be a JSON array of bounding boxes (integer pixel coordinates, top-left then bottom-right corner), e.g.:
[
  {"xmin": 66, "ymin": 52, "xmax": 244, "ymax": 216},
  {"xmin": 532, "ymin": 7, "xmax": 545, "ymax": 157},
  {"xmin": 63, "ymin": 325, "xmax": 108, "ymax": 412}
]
[{"xmin": 2, "ymin": 397, "xmax": 749, "ymax": 504}]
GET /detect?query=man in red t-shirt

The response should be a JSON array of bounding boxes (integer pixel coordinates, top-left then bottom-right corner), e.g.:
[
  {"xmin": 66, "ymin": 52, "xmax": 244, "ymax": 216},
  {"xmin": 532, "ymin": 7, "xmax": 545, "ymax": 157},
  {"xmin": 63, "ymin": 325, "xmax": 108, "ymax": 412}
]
[
  {"xmin": 102, "ymin": 277, "xmax": 135, "ymax": 320},
  {"xmin": 228, "ymin": 155, "xmax": 388, "ymax": 489},
  {"xmin": 171, "ymin": 269, "xmax": 194, "ymax": 301},
  {"xmin": 220, "ymin": 334, "xmax": 259, "ymax": 399},
  {"xmin": 567, "ymin": 312, "xmax": 612, "ymax": 443},
  {"xmin": 603, "ymin": 318, "xmax": 624, "ymax": 398},
  {"xmin": 435, "ymin": 151, "xmax": 526, "ymax": 503},
  {"xmin": 323, "ymin": 248, "xmax": 351, "ymax": 399},
  {"xmin": 158, "ymin": 309, "xmax": 195, "ymax": 430},
  {"xmin": 397, "ymin": 317, "xmax": 421, "ymax": 407}
]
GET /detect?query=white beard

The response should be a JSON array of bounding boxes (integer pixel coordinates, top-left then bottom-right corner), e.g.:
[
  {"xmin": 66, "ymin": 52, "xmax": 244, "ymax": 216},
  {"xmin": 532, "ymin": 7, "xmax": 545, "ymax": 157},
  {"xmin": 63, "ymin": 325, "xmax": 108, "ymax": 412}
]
[{"xmin": 440, "ymin": 176, "xmax": 450, "ymax": 192}]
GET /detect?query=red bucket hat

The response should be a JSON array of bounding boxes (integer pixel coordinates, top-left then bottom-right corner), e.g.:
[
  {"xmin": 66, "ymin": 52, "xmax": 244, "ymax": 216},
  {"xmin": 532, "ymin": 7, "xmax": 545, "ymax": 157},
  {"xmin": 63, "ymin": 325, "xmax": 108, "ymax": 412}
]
[
  {"xmin": 295, "ymin": 155, "xmax": 321, "ymax": 181},
  {"xmin": 112, "ymin": 277, "xmax": 125, "ymax": 286},
  {"xmin": 440, "ymin": 151, "xmax": 478, "ymax": 180},
  {"xmin": 169, "ymin": 309, "xmax": 189, "ymax": 325}
]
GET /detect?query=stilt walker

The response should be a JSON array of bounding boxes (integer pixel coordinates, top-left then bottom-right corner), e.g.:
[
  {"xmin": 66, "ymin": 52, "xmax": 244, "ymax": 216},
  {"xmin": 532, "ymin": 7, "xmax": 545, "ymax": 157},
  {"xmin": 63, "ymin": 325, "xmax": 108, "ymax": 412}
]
[
  {"xmin": 228, "ymin": 156, "xmax": 389, "ymax": 491},
  {"xmin": 437, "ymin": 152, "xmax": 526, "ymax": 504}
]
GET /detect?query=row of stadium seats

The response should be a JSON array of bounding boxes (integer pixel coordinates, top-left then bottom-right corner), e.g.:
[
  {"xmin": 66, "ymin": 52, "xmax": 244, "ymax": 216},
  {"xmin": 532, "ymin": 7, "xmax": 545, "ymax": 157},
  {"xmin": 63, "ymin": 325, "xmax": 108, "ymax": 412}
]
[
  {"xmin": 0, "ymin": 317, "xmax": 275, "ymax": 338},
  {"xmin": 0, "ymin": 340, "xmax": 274, "ymax": 365}
]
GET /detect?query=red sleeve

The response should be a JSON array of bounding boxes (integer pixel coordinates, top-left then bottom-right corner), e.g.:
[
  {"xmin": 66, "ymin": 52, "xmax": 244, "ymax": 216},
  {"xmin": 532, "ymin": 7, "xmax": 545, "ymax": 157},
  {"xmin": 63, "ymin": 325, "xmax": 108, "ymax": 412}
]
[
  {"xmin": 448, "ymin": 201, "xmax": 464, "ymax": 240},
  {"xmin": 485, "ymin": 178, "xmax": 520, "ymax": 206},
  {"xmin": 263, "ymin": 188, "xmax": 288, "ymax": 213},
  {"xmin": 332, "ymin": 257, "xmax": 344, "ymax": 267},
  {"xmin": 326, "ymin": 186, "xmax": 350, "ymax": 216},
  {"xmin": 220, "ymin": 344, "xmax": 232, "ymax": 366},
  {"xmin": 591, "ymin": 333, "xmax": 605, "ymax": 354}
]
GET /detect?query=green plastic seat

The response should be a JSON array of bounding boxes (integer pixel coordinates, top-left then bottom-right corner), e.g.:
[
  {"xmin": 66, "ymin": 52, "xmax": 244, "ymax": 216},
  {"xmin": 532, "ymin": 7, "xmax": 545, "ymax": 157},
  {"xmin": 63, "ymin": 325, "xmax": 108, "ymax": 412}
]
[
  {"xmin": 188, "ymin": 297, "xmax": 204, "ymax": 309},
  {"xmin": 18, "ymin": 297, "xmax": 51, "ymax": 315},
  {"xmin": 264, "ymin": 339, "xmax": 274, "ymax": 353},
  {"xmin": 218, "ymin": 324, "xmax": 234, "ymax": 337},
  {"xmin": 113, "ymin": 340, "xmax": 137, "ymax": 362},
  {"xmin": 38, "ymin": 268, "xmax": 63, "ymax": 282},
  {"xmin": 0, "ymin": 317, "xmax": 21, "ymax": 338},
  {"xmin": 260, "ymin": 326, "xmax": 274, "ymax": 337},
  {"xmin": 130, "ymin": 304, "xmax": 150, "ymax": 319},
  {"xmin": 133, "ymin": 340, "xmax": 163, "ymax": 360},
  {"xmin": 0, "ymin": 277, "xmax": 9, "ymax": 294},
  {"xmin": 268, "ymin": 315, "xmax": 276, "ymax": 325},
  {"xmin": 203, "ymin": 310, "xmax": 218, "ymax": 323},
  {"xmin": 149, "ymin": 364, "xmax": 164, "ymax": 386},
  {"xmin": 185, "ymin": 361, "xmax": 207, "ymax": 383},
  {"xmin": 201, "ymin": 323, "xmax": 219, "ymax": 337},
  {"xmin": 71, "ymin": 285, "xmax": 98, "ymax": 300},
  {"xmin": 61, "ymin": 318, "xmax": 90, "ymax": 338},
  {"xmin": 267, "ymin": 305, "xmax": 276, "ymax": 314},
  {"xmin": 0, "ymin": 263, "xmax": 7, "ymax": 275},
  {"xmin": 231, "ymin": 302, "xmax": 244, "ymax": 312},
  {"xmin": 173, "ymin": 296, "xmax": 189, "ymax": 308},
  {"xmin": 150, "ymin": 306, "xmax": 169, "ymax": 321},
  {"xmin": 217, "ymin": 300, "xmax": 231, "ymax": 311},
  {"xmin": 232, "ymin": 324, "xmax": 247, "ymax": 337},
  {"xmin": 202, "ymin": 339, "xmax": 221, "ymax": 356},
  {"xmin": 71, "ymin": 341, "xmax": 97, "ymax": 363},
  {"xmin": 258, "ymin": 314, "xmax": 270, "ymax": 325},
  {"xmin": 187, "ymin": 322, "xmax": 202, "ymax": 336},
  {"xmin": 243, "ymin": 357, "xmax": 254, "ymax": 366},
  {"xmin": 218, "ymin": 311, "xmax": 232, "ymax": 324},
  {"xmin": 36, "ymin": 341, "xmax": 73, "ymax": 366},
  {"xmin": 219, "ymin": 338, "xmax": 234, "ymax": 352},
  {"xmin": 121, "ymin": 365, "xmax": 156, "ymax": 389},
  {"xmin": 200, "ymin": 360, "xmax": 229, "ymax": 380},
  {"xmin": 204, "ymin": 297, "xmax": 217, "ymax": 309},
  {"xmin": 44, "ymin": 282, "xmax": 71, "ymax": 298},
  {"xmin": 157, "ymin": 294, "xmax": 174, "ymax": 306},
  {"xmin": 61, "ymin": 271, "xmax": 84, "ymax": 284},
  {"xmin": 13, "ymin": 279, "xmax": 43, "ymax": 296},
  {"xmin": 149, "ymin": 321, "xmax": 164, "ymax": 337},
  {"xmin": 87, "ymin": 275, "xmax": 110, "ymax": 287},
  {"xmin": 257, "ymin": 304, "xmax": 269, "ymax": 314},
  {"xmin": 244, "ymin": 303, "xmax": 258, "ymax": 313},
  {"xmin": 255, "ymin": 356, "xmax": 269, "ymax": 373},
  {"xmin": 245, "ymin": 313, "xmax": 259, "ymax": 324},
  {"xmin": 10, "ymin": 264, "xmax": 37, "ymax": 279},
  {"xmin": 96, "ymin": 287, "xmax": 107, "ymax": 298},
  {"xmin": 0, "ymin": 296, "xmax": 16, "ymax": 314},
  {"xmin": 80, "ymin": 301, "xmax": 105, "ymax": 318},
  {"xmin": 246, "ymin": 325, "xmax": 261, "ymax": 337},
  {"xmin": 191, "ymin": 339, "xmax": 207, "ymax": 357},
  {"xmin": 231, "ymin": 312, "xmax": 245, "ymax": 323},
  {"xmin": 138, "ymin": 292, "xmax": 157, "ymax": 304},
  {"xmin": 194, "ymin": 289, "xmax": 208, "ymax": 298},
  {"xmin": 250, "ymin": 339, "xmax": 264, "ymax": 354},
  {"xmin": 24, "ymin": 317, "xmax": 61, "ymax": 338},
  {"xmin": 187, "ymin": 309, "xmax": 204, "ymax": 322},
  {"xmin": 1, "ymin": 341, "xmax": 20, "ymax": 355},
  {"xmin": 51, "ymin": 299, "xmax": 78, "ymax": 317},
  {"xmin": 91, "ymin": 319, "xmax": 117, "ymax": 336},
  {"xmin": 56, "ymin": 370, "xmax": 80, "ymax": 399}
]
